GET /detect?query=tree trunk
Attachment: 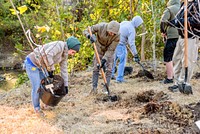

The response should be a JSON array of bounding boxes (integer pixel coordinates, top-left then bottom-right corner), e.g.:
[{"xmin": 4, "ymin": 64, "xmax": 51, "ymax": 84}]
[{"xmin": 140, "ymin": 24, "xmax": 146, "ymax": 61}]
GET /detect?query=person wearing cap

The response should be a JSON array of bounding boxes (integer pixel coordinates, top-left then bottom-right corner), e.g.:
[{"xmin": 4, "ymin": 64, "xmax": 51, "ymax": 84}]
[
  {"xmin": 83, "ymin": 20, "xmax": 120, "ymax": 94},
  {"xmin": 25, "ymin": 36, "xmax": 81, "ymax": 116},
  {"xmin": 111, "ymin": 16, "xmax": 143, "ymax": 83}
]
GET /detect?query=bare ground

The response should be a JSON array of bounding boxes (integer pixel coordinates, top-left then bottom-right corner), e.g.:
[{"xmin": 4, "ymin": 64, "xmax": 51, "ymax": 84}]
[{"xmin": 0, "ymin": 62, "xmax": 200, "ymax": 134}]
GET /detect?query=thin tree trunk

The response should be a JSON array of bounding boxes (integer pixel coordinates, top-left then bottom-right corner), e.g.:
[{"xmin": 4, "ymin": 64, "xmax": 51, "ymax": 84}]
[
  {"xmin": 55, "ymin": 1, "xmax": 65, "ymax": 41},
  {"xmin": 151, "ymin": 0, "xmax": 157, "ymax": 72},
  {"xmin": 130, "ymin": 0, "xmax": 133, "ymax": 18},
  {"xmin": 140, "ymin": 24, "xmax": 146, "ymax": 61}
]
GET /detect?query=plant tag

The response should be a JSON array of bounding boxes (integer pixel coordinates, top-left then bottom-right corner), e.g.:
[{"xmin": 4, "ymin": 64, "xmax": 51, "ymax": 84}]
[{"xmin": 45, "ymin": 84, "xmax": 54, "ymax": 95}]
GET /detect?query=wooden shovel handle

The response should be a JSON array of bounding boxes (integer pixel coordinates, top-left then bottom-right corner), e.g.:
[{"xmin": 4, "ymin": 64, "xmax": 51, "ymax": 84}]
[
  {"xmin": 184, "ymin": 0, "xmax": 188, "ymax": 68},
  {"xmin": 88, "ymin": 27, "xmax": 108, "ymax": 86}
]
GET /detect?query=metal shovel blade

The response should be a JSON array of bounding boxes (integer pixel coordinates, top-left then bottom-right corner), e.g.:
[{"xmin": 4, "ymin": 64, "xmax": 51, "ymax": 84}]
[
  {"xmin": 143, "ymin": 69, "xmax": 154, "ymax": 79},
  {"xmin": 178, "ymin": 83, "xmax": 193, "ymax": 95},
  {"xmin": 138, "ymin": 62, "xmax": 154, "ymax": 79}
]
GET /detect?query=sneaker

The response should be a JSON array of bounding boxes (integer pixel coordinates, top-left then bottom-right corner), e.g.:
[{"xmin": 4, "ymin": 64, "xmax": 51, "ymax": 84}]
[
  {"xmin": 168, "ymin": 85, "xmax": 179, "ymax": 92},
  {"xmin": 115, "ymin": 80, "xmax": 126, "ymax": 83},
  {"xmin": 160, "ymin": 78, "xmax": 173, "ymax": 84},
  {"xmin": 35, "ymin": 109, "xmax": 46, "ymax": 117}
]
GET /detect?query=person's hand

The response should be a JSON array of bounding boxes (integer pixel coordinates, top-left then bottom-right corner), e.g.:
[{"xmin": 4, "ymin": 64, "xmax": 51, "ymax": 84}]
[
  {"xmin": 48, "ymin": 71, "xmax": 54, "ymax": 78},
  {"xmin": 100, "ymin": 59, "xmax": 106, "ymax": 68},
  {"xmin": 87, "ymin": 34, "xmax": 96, "ymax": 43},
  {"xmin": 133, "ymin": 54, "xmax": 140, "ymax": 63},
  {"xmin": 65, "ymin": 86, "xmax": 68, "ymax": 94}
]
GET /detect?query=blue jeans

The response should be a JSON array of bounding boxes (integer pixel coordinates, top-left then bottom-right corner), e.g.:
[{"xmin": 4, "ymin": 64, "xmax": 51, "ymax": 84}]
[
  {"xmin": 25, "ymin": 59, "xmax": 46, "ymax": 111},
  {"xmin": 112, "ymin": 44, "xmax": 127, "ymax": 82}
]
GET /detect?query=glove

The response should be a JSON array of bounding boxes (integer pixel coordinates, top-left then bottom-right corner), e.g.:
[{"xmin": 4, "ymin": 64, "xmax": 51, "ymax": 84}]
[
  {"xmin": 65, "ymin": 86, "xmax": 68, "ymax": 94},
  {"xmin": 133, "ymin": 54, "xmax": 140, "ymax": 63},
  {"xmin": 48, "ymin": 71, "xmax": 54, "ymax": 78},
  {"xmin": 87, "ymin": 34, "xmax": 96, "ymax": 43},
  {"xmin": 100, "ymin": 59, "xmax": 106, "ymax": 68}
]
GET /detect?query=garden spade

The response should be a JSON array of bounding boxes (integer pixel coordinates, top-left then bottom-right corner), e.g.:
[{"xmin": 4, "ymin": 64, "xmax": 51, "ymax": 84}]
[
  {"xmin": 88, "ymin": 27, "xmax": 119, "ymax": 101},
  {"xmin": 179, "ymin": 0, "xmax": 193, "ymax": 95},
  {"xmin": 88, "ymin": 27, "xmax": 110, "ymax": 95},
  {"xmin": 127, "ymin": 45, "xmax": 154, "ymax": 79}
]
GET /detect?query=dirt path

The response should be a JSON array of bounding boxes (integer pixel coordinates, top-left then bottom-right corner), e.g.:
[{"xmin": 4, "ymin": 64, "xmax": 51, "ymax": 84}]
[{"xmin": 0, "ymin": 64, "xmax": 200, "ymax": 133}]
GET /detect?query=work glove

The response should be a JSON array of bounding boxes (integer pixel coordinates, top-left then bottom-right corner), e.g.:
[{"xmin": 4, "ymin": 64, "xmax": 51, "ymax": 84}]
[
  {"xmin": 48, "ymin": 71, "xmax": 54, "ymax": 78},
  {"xmin": 100, "ymin": 59, "xmax": 107, "ymax": 68},
  {"xmin": 87, "ymin": 34, "xmax": 96, "ymax": 44},
  {"xmin": 65, "ymin": 86, "xmax": 68, "ymax": 94},
  {"xmin": 133, "ymin": 54, "xmax": 140, "ymax": 63}
]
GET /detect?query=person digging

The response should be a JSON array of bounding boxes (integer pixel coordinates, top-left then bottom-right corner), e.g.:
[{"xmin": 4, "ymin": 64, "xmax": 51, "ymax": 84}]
[
  {"xmin": 83, "ymin": 20, "xmax": 120, "ymax": 94},
  {"xmin": 25, "ymin": 36, "xmax": 81, "ymax": 117}
]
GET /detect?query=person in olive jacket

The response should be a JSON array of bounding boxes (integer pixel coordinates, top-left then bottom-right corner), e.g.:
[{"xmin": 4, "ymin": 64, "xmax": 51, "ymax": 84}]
[
  {"xmin": 160, "ymin": 0, "xmax": 180, "ymax": 84},
  {"xmin": 83, "ymin": 21, "xmax": 120, "ymax": 94},
  {"xmin": 25, "ymin": 36, "xmax": 81, "ymax": 116}
]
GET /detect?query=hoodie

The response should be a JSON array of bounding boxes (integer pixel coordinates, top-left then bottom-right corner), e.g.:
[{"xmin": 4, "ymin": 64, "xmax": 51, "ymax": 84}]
[
  {"xmin": 160, "ymin": 0, "xmax": 180, "ymax": 39},
  {"xmin": 119, "ymin": 16, "xmax": 143, "ymax": 55}
]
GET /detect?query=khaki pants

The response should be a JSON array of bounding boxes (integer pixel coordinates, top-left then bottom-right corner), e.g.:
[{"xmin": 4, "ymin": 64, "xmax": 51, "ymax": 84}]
[{"xmin": 173, "ymin": 36, "xmax": 199, "ymax": 85}]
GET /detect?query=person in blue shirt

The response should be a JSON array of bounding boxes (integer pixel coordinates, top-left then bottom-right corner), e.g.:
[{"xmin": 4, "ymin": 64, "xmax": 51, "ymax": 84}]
[{"xmin": 111, "ymin": 16, "xmax": 143, "ymax": 83}]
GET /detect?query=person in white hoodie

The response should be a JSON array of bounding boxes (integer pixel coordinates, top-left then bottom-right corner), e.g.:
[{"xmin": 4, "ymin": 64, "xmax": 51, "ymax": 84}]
[{"xmin": 111, "ymin": 16, "xmax": 143, "ymax": 83}]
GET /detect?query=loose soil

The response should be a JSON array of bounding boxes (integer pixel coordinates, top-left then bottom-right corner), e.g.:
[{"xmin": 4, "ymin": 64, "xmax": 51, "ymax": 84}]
[{"xmin": 0, "ymin": 62, "xmax": 200, "ymax": 134}]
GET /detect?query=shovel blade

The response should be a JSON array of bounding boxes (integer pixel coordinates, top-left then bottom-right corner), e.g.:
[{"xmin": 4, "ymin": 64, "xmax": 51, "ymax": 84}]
[
  {"xmin": 144, "ymin": 69, "xmax": 154, "ymax": 79},
  {"xmin": 178, "ymin": 83, "xmax": 193, "ymax": 95}
]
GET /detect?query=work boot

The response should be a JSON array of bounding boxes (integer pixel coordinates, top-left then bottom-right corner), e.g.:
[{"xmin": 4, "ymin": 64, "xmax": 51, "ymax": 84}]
[
  {"xmin": 90, "ymin": 88, "xmax": 97, "ymax": 95},
  {"xmin": 168, "ymin": 85, "xmax": 179, "ymax": 92},
  {"xmin": 160, "ymin": 78, "xmax": 173, "ymax": 84}
]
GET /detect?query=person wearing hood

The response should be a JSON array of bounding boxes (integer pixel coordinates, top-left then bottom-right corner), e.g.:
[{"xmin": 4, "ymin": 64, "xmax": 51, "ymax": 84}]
[
  {"xmin": 160, "ymin": 0, "xmax": 180, "ymax": 84},
  {"xmin": 168, "ymin": 0, "xmax": 200, "ymax": 93},
  {"xmin": 25, "ymin": 36, "xmax": 81, "ymax": 116},
  {"xmin": 83, "ymin": 20, "xmax": 120, "ymax": 94},
  {"xmin": 111, "ymin": 16, "xmax": 143, "ymax": 83}
]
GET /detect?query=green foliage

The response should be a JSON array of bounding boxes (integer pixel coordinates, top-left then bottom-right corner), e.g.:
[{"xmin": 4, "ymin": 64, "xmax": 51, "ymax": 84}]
[
  {"xmin": 1, "ymin": 0, "xmax": 167, "ymax": 75},
  {"xmin": 14, "ymin": 72, "xmax": 29, "ymax": 88}
]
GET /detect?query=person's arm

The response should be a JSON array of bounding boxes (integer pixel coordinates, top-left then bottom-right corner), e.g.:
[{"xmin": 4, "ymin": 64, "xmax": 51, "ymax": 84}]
[
  {"xmin": 160, "ymin": 9, "xmax": 171, "ymax": 34},
  {"xmin": 59, "ymin": 53, "xmax": 68, "ymax": 86},
  {"xmin": 128, "ymin": 30, "xmax": 137, "ymax": 55},
  {"xmin": 83, "ymin": 23, "xmax": 101, "ymax": 38}
]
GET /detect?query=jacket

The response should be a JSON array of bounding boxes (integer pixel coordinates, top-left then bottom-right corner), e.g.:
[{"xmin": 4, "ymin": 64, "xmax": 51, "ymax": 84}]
[
  {"xmin": 120, "ymin": 16, "xmax": 143, "ymax": 55},
  {"xmin": 28, "ymin": 41, "xmax": 69, "ymax": 86},
  {"xmin": 160, "ymin": 0, "xmax": 180, "ymax": 39},
  {"xmin": 171, "ymin": 0, "xmax": 200, "ymax": 38},
  {"xmin": 83, "ymin": 22, "xmax": 120, "ymax": 60}
]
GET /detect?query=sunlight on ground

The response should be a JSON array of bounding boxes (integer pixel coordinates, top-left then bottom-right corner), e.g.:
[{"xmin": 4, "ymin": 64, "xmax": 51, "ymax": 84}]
[{"xmin": 0, "ymin": 106, "xmax": 63, "ymax": 134}]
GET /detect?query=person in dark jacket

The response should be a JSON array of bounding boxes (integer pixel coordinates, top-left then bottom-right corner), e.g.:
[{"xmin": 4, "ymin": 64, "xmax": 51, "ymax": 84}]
[
  {"xmin": 160, "ymin": 0, "xmax": 180, "ymax": 84},
  {"xmin": 168, "ymin": 0, "xmax": 200, "ymax": 93}
]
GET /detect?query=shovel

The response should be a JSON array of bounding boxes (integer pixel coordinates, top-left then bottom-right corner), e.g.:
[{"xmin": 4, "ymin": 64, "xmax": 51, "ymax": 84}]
[
  {"xmin": 88, "ymin": 27, "xmax": 119, "ymax": 101},
  {"xmin": 88, "ymin": 27, "xmax": 110, "ymax": 95},
  {"xmin": 179, "ymin": 0, "xmax": 193, "ymax": 95},
  {"xmin": 127, "ymin": 45, "xmax": 154, "ymax": 79}
]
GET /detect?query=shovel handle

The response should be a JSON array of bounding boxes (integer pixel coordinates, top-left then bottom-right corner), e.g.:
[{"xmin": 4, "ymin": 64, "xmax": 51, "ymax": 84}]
[{"xmin": 88, "ymin": 27, "xmax": 110, "ymax": 95}]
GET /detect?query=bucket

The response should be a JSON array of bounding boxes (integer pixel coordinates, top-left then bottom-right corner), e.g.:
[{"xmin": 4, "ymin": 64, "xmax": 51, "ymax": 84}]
[{"xmin": 39, "ymin": 75, "xmax": 66, "ymax": 106}]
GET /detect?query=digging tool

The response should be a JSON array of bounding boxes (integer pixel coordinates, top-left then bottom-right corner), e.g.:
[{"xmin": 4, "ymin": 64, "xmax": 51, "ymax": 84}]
[
  {"xmin": 127, "ymin": 45, "xmax": 154, "ymax": 79},
  {"xmin": 179, "ymin": 0, "xmax": 193, "ymax": 95},
  {"xmin": 88, "ymin": 27, "xmax": 118, "ymax": 101},
  {"xmin": 88, "ymin": 27, "xmax": 110, "ymax": 95}
]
